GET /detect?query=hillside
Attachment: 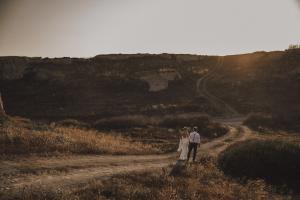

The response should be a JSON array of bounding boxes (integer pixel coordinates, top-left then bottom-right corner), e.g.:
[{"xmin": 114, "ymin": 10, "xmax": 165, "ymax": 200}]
[
  {"xmin": 0, "ymin": 50, "xmax": 299, "ymax": 120},
  {"xmin": 209, "ymin": 49, "xmax": 300, "ymax": 114}
]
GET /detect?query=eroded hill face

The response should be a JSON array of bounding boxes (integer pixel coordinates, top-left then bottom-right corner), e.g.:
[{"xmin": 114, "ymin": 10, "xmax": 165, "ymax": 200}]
[
  {"xmin": 0, "ymin": 54, "xmax": 218, "ymax": 119},
  {"xmin": 0, "ymin": 51, "xmax": 299, "ymax": 120}
]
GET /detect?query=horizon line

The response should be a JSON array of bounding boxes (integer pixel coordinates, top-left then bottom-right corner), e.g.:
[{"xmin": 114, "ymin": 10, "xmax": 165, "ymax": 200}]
[{"xmin": 0, "ymin": 48, "xmax": 292, "ymax": 59}]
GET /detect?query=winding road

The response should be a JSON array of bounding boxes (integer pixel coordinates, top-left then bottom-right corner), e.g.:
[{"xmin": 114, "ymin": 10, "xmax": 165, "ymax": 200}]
[
  {"xmin": 0, "ymin": 124, "xmax": 253, "ymax": 196},
  {"xmin": 196, "ymin": 57, "xmax": 240, "ymax": 117}
]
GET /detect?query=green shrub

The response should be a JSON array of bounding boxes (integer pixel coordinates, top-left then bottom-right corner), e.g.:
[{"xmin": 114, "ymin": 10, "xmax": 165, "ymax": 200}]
[
  {"xmin": 218, "ymin": 139, "xmax": 300, "ymax": 189},
  {"xmin": 288, "ymin": 44, "xmax": 300, "ymax": 50}
]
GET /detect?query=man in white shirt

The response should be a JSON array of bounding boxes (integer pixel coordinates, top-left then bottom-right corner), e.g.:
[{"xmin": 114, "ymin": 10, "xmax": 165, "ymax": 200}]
[{"xmin": 187, "ymin": 126, "xmax": 201, "ymax": 162}]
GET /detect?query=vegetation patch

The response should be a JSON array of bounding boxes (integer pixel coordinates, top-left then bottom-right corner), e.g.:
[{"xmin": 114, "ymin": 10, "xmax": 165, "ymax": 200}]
[
  {"xmin": 243, "ymin": 113, "xmax": 274, "ymax": 131},
  {"xmin": 244, "ymin": 113, "xmax": 300, "ymax": 132},
  {"xmin": 159, "ymin": 115, "xmax": 228, "ymax": 138},
  {"xmin": 94, "ymin": 115, "xmax": 148, "ymax": 130},
  {"xmin": 159, "ymin": 114, "xmax": 209, "ymax": 127},
  {"xmin": 56, "ymin": 119, "xmax": 90, "ymax": 128},
  {"xmin": 0, "ymin": 119, "xmax": 161, "ymax": 156},
  {"xmin": 94, "ymin": 114, "xmax": 228, "ymax": 138},
  {"xmin": 218, "ymin": 139, "xmax": 300, "ymax": 191}
]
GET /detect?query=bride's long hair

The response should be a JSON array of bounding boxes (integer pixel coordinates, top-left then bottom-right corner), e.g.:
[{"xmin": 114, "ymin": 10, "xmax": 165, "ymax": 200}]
[
  {"xmin": 181, "ymin": 127, "xmax": 189, "ymax": 139},
  {"xmin": 184, "ymin": 130, "xmax": 189, "ymax": 138}
]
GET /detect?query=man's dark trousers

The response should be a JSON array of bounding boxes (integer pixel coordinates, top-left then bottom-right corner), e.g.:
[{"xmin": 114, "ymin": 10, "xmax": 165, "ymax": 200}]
[{"xmin": 187, "ymin": 143, "xmax": 198, "ymax": 162}]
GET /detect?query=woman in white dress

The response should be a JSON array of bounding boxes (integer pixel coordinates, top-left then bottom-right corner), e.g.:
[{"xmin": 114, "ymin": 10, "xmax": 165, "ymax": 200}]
[{"xmin": 177, "ymin": 128, "xmax": 189, "ymax": 160}]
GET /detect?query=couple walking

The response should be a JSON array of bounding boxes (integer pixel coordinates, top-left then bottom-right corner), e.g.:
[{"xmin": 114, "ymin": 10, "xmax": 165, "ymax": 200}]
[{"xmin": 177, "ymin": 126, "xmax": 200, "ymax": 162}]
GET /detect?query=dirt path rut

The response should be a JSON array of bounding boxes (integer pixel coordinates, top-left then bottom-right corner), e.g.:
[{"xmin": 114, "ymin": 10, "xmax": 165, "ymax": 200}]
[
  {"xmin": 196, "ymin": 57, "xmax": 240, "ymax": 117},
  {"xmin": 0, "ymin": 125, "xmax": 253, "ymax": 193}
]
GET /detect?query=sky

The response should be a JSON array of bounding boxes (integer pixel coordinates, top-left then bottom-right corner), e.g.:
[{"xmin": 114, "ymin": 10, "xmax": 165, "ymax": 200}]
[{"xmin": 0, "ymin": 0, "xmax": 300, "ymax": 57}]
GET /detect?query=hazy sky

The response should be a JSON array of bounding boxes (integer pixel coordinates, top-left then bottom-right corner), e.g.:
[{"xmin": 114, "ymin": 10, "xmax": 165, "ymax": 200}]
[{"xmin": 0, "ymin": 0, "xmax": 300, "ymax": 57}]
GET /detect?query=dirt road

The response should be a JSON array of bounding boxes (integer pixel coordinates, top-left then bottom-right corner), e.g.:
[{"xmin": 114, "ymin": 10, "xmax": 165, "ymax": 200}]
[
  {"xmin": 196, "ymin": 57, "xmax": 240, "ymax": 117},
  {"xmin": 0, "ymin": 125, "xmax": 253, "ymax": 194}
]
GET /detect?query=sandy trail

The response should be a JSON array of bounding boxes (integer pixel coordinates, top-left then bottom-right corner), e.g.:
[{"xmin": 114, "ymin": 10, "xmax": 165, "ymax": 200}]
[
  {"xmin": 1, "ymin": 154, "xmax": 174, "ymax": 191},
  {"xmin": 0, "ymin": 124, "xmax": 253, "ymax": 193}
]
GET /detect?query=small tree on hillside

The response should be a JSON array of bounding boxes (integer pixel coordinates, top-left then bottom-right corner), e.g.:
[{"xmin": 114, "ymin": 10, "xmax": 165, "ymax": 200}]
[{"xmin": 0, "ymin": 93, "xmax": 6, "ymax": 118}]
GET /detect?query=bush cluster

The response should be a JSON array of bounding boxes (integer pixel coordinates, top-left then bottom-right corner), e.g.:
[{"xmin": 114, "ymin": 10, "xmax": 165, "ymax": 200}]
[
  {"xmin": 244, "ymin": 113, "xmax": 300, "ymax": 132},
  {"xmin": 94, "ymin": 114, "xmax": 228, "ymax": 138},
  {"xmin": 159, "ymin": 115, "xmax": 227, "ymax": 138},
  {"xmin": 218, "ymin": 139, "xmax": 300, "ymax": 189},
  {"xmin": 288, "ymin": 44, "xmax": 300, "ymax": 50},
  {"xmin": 243, "ymin": 113, "xmax": 273, "ymax": 131}
]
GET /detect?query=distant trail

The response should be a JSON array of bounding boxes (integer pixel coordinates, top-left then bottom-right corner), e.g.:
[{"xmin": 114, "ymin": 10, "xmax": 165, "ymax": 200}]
[
  {"xmin": 196, "ymin": 57, "xmax": 240, "ymax": 117},
  {"xmin": 0, "ymin": 124, "xmax": 253, "ymax": 196}
]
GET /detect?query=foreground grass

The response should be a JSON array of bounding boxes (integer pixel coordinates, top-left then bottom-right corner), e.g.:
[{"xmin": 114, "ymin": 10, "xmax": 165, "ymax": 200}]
[
  {"xmin": 0, "ymin": 119, "xmax": 161, "ymax": 155},
  {"xmin": 3, "ymin": 157, "xmax": 288, "ymax": 200}
]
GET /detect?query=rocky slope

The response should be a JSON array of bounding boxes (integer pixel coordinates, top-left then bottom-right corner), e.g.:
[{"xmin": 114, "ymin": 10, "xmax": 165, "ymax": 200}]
[
  {"xmin": 0, "ymin": 50, "xmax": 299, "ymax": 120},
  {"xmin": 0, "ymin": 54, "xmax": 218, "ymax": 119}
]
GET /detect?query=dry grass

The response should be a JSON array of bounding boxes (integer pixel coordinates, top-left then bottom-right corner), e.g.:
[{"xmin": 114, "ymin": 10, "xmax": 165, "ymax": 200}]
[
  {"xmin": 5, "ymin": 157, "xmax": 289, "ymax": 200},
  {"xmin": 88, "ymin": 162, "xmax": 290, "ymax": 199},
  {"xmin": 0, "ymin": 120, "xmax": 161, "ymax": 155}
]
